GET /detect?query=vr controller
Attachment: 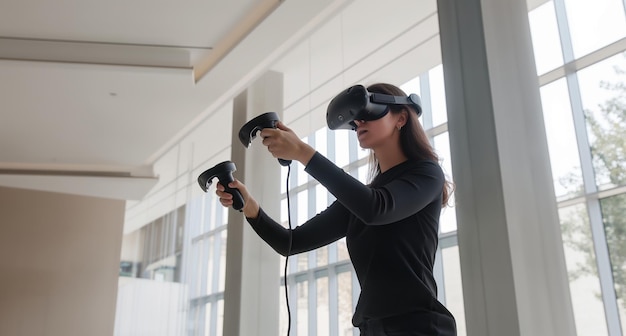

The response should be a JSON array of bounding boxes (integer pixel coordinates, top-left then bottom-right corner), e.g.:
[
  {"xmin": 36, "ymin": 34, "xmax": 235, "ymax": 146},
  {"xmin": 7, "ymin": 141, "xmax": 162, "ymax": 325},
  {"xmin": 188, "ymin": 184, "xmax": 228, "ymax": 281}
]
[
  {"xmin": 197, "ymin": 161, "xmax": 245, "ymax": 211},
  {"xmin": 197, "ymin": 112, "xmax": 292, "ymax": 210},
  {"xmin": 238, "ymin": 112, "xmax": 292, "ymax": 167},
  {"xmin": 326, "ymin": 84, "xmax": 422, "ymax": 130}
]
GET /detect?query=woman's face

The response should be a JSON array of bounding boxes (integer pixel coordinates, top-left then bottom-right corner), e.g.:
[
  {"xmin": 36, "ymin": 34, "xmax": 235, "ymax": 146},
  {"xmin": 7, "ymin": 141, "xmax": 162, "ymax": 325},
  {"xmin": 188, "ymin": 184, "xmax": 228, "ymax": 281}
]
[{"xmin": 354, "ymin": 111, "xmax": 404, "ymax": 150}]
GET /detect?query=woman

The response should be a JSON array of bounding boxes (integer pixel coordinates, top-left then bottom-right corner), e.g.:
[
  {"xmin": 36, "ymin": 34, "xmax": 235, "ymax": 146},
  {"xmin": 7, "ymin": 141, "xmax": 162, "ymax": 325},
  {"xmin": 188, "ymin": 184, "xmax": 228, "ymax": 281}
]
[{"xmin": 217, "ymin": 83, "xmax": 456, "ymax": 335}]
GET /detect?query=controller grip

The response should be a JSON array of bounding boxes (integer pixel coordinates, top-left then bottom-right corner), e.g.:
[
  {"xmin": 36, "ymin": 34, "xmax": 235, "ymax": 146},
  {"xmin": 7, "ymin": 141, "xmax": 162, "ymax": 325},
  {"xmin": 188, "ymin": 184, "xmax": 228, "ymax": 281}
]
[
  {"xmin": 220, "ymin": 174, "xmax": 244, "ymax": 211},
  {"xmin": 224, "ymin": 184, "xmax": 245, "ymax": 211}
]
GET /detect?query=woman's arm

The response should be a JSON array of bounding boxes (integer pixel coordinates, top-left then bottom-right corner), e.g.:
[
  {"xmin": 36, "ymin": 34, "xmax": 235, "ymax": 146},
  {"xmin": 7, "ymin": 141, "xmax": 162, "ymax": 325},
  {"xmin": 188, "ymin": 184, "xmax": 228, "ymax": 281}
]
[
  {"xmin": 305, "ymin": 152, "xmax": 444, "ymax": 225},
  {"xmin": 246, "ymin": 201, "xmax": 350, "ymax": 256}
]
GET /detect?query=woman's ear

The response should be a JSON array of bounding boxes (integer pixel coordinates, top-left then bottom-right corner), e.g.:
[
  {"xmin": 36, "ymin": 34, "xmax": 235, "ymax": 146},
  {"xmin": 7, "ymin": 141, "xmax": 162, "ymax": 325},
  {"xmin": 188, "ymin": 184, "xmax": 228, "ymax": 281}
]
[{"xmin": 397, "ymin": 110, "xmax": 408, "ymax": 129}]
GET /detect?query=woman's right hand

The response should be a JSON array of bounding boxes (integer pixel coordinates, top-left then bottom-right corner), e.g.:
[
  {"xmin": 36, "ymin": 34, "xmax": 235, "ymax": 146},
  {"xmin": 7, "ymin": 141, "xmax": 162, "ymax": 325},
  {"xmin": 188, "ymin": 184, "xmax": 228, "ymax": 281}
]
[{"xmin": 216, "ymin": 179, "xmax": 260, "ymax": 219}]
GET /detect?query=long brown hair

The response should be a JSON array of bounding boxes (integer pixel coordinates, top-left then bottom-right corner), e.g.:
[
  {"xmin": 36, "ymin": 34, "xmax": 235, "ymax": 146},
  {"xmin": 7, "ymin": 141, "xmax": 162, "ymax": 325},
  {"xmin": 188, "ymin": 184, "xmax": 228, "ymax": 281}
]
[{"xmin": 366, "ymin": 83, "xmax": 454, "ymax": 207}]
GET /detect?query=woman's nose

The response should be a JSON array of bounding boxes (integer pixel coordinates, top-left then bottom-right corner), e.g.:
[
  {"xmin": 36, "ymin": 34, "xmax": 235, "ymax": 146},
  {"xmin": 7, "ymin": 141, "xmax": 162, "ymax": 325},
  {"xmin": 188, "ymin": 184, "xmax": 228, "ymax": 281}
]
[{"xmin": 354, "ymin": 119, "xmax": 365, "ymax": 126}]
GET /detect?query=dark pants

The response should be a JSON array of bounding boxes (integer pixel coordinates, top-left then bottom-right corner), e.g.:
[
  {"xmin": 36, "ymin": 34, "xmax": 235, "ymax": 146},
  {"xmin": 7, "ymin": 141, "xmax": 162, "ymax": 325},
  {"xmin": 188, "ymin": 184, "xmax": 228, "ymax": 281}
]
[{"xmin": 358, "ymin": 311, "xmax": 457, "ymax": 336}]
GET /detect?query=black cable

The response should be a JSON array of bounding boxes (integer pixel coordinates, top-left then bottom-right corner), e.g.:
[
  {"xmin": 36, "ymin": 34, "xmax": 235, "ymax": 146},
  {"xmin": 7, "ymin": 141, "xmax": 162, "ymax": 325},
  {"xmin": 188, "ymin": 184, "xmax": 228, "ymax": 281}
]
[{"xmin": 284, "ymin": 164, "xmax": 293, "ymax": 336}]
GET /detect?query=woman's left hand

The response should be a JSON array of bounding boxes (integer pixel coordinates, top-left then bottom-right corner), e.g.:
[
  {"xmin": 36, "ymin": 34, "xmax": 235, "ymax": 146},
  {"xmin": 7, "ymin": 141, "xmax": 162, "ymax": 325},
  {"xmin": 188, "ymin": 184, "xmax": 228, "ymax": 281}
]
[{"xmin": 260, "ymin": 122, "xmax": 315, "ymax": 165}]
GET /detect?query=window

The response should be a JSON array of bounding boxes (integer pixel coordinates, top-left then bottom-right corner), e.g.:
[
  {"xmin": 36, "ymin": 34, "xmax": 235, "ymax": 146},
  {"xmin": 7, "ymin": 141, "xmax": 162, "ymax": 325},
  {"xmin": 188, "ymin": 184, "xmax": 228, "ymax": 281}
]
[
  {"xmin": 600, "ymin": 194, "xmax": 626, "ymax": 329},
  {"xmin": 530, "ymin": 1, "xmax": 626, "ymax": 333},
  {"xmin": 187, "ymin": 193, "xmax": 229, "ymax": 336},
  {"xmin": 563, "ymin": 0, "xmax": 626, "ymax": 58},
  {"xmin": 540, "ymin": 78, "xmax": 584, "ymax": 199},
  {"xmin": 577, "ymin": 53, "xmax": 626, "ymax": 191}
]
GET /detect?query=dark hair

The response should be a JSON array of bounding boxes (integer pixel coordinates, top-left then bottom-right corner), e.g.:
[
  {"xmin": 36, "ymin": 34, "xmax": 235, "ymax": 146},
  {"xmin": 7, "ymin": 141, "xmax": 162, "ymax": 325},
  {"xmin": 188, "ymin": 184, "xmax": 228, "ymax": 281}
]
[{"xmin": 366, "ymin": 83, "xmax": 454, "ymax": 207}]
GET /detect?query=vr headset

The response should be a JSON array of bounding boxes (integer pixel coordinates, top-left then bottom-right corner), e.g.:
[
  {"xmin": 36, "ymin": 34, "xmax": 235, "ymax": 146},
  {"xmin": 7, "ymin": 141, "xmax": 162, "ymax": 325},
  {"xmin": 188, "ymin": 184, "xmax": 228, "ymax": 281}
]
[{"xmin": 326, "ymin": 84, "xmax": 422, "ymax": 130}]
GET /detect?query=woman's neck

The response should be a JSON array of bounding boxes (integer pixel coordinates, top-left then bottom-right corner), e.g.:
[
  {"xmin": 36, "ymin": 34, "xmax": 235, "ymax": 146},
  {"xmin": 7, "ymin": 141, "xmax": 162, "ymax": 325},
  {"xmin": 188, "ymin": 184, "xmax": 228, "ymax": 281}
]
[{"xmin": 374, "ymin": 142, "xmax": 407, "ymax": 173}]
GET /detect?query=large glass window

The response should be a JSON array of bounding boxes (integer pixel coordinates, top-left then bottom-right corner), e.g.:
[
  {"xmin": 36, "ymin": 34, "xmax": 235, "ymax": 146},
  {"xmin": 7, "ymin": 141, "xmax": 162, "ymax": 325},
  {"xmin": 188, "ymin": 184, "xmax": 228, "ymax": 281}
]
[
  {"xmin": 187, "ymin": 192, "xmax": 228, "ymax": 336},
  {"xmin": 530, "ymin": 1, "xmax": 626, "ymax": 334}
]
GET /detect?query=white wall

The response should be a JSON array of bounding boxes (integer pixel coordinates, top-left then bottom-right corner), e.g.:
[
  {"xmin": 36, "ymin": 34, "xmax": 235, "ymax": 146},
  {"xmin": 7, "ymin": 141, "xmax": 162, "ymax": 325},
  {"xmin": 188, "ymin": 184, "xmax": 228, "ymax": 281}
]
[{"xmin": 0, "ymin": 186, "xmax": 125, "ymax": 336}]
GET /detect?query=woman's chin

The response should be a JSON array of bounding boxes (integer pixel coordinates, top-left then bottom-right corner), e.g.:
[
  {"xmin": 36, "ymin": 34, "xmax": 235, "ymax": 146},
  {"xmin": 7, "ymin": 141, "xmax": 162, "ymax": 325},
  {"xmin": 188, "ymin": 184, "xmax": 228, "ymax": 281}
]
[{"xmin": 357, "ymin": 140, "xmax": 370, "ymax": 149}]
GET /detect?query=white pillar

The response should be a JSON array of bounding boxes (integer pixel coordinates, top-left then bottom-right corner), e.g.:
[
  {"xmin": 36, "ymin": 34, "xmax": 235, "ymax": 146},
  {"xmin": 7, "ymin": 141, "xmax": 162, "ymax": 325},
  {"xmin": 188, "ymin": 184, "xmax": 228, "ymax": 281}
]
[
  {"xmin": 437, "ymin": 0, "xmax": 577, "ymax": 335},
  {"xmin": 222, "ymin": 71, "xmax": 284, "ymax": 336}
]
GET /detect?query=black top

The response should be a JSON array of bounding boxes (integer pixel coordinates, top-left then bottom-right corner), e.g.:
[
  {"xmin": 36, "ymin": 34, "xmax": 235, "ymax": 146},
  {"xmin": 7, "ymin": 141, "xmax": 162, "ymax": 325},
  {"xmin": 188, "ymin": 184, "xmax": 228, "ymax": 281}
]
[{"xmin": 246, "ymin": 152, "xmax": 456, "ymax": 334}]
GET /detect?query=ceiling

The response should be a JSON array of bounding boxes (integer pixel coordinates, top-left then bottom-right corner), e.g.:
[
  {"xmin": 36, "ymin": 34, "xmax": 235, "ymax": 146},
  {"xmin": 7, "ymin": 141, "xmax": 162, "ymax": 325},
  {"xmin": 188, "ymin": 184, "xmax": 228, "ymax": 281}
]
[{"xmin": 0, "ymin": 0, "xmax": 349, "ymax": 200}]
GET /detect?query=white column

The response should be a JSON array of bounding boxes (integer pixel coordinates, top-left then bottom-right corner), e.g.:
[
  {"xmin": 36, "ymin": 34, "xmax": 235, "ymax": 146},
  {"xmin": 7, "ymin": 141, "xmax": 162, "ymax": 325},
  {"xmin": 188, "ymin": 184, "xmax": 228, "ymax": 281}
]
[
  {"xmin": 222, "ymin": 71, "xmax": 284, "ymax": 336},
  {"xmin": 437, "ymin": 0, "xmax": 576, "ymax": 335}
]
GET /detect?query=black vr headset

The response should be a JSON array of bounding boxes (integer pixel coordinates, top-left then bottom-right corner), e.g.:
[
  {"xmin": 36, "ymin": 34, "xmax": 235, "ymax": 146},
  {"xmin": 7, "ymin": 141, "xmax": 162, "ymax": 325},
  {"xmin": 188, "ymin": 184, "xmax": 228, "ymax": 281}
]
[{"xmin": 326, "ymin": 84, "xmax": 422, "ymax": 130}]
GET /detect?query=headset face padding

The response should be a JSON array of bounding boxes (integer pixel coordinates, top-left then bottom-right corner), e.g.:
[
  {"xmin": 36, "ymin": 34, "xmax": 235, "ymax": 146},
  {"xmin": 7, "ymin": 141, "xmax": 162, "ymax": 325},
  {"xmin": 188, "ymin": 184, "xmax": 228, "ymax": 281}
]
[{"xmin": 326, "ymin": 85, "xmax": 422, "ymax": 130}]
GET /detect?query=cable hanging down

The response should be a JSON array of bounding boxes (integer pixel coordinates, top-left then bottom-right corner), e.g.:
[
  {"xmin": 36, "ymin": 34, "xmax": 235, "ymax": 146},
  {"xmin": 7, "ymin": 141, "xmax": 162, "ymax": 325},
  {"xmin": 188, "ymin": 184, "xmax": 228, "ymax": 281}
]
[{"xmin": 284, "ymin": 164, "xmax": 294, "ymax": 336}]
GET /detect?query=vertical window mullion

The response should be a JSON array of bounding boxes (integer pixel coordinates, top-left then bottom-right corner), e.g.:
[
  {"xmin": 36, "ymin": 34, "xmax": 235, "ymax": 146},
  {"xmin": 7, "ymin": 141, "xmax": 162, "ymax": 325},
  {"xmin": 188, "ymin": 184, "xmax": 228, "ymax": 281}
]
[
  {"xmin": 553, "ymin": 0, "xmax": 575, "ymax": 63},
  {"xmin": 420, "ymin": 72, "xmax": 433, "ymax": 130}
]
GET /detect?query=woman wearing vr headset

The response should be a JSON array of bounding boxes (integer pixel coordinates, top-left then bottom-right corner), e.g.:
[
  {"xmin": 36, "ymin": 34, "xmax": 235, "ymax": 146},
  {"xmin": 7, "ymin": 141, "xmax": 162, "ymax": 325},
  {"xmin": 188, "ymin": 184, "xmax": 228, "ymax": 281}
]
[{"xmin": 217, "ymin": 82, "xmax": 456, "ymax": 335}]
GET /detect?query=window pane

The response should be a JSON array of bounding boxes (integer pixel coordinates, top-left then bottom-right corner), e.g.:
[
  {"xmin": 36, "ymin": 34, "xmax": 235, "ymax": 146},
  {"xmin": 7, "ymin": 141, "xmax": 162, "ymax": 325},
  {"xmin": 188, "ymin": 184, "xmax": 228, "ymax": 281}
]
[
  {"xmin": 337, "ymin": 237, "xmax": 349, "ymax": 261},
  {"xmin": 218, "ymin": 230, "xmax": 227, "ymax": 292},
  {"xmin": 434, "ymin": 132, "xmax": 457, "ymax": 233},
  {"xmin": 216, "ymin": 300, "xmax": 224, "ymax": 336},
  {"xmin": 297, "ymin": 190, "xmax": 308, "ymax": 225},
  {"xmin": 358, "ymin": 164, "xmax": 369, "ymax": 184},
  {"xmin": 430, "ymin": 64, "xmax": 448, "ymax": 126},
  {"xmin": 558, "ymin": 204, "xmax": 608, "ymax": 335},
  {"xmin": 442, "ymin": 246, "xmax": 466, "ymax": 336},
  {"xmin": 564, "ymin": 0, "xmax": 626, "ymax": 58},
  {"xmin": 279, "ymin": 284, "xmax": 288, "ymax": 336},
  {"xmin": 335, "ymin": 131, "xmax": 351, "ymax": 168},
  {"xmin": 401, "ymin": 75, "xmax": 421, "ymax": 97},
  {"xmin": 577, "ymin": 53, "xmax": 626, "ymax": 190},
  {"xmin": 204, "ymin": 303, "xmax": 211, "ymax": 336},
  {"xmin": 317, "ymin": 245, "xmax": 329, "ymax": 267},
  {"xmin": 317, "ymin": 277, "xmax": 330, "ymax": 335},
  {"xmin": 281, "ymin": 198, "xmax": 288, "ymax": 223},
  {"xmin": 298, "ymin": 253, "xmax": 309, "ymax": 272},
  {"xmin": 600, "ymin": 193, "xmax": 626, "ymax": 330},
  {"xmin": 316, "ymin": 127, "xmax": 328, "ymax": 157},
  {"xmin": 315, "ymin": 184, "xmax": 328, "ymax": 212},
  {"xmin": 203, "ymin": 195, "xmax": 216, "ymax": 232},
  {"xmin": 297, "ymin": 280, "xmax": 309, "ymax": 335},
  {"xmin": 540, "ymin": 78, "xmax": 583, "ymax": 199},
  {"xmin": 528, "ymin": 1, "xmax": 564, "ymax": 74},
  {"xmin": 297, "ymin": 138, "xmax": 309, "ymax": 186},
  {"xmin": 281, "ymin": 165, "xmax": 288, "ymax": 194},
  {"xmin": 205, "ymin": 236, "xmax": 214, "ymax": 295},
  {"xmin": 337, "ymin": 272, "xmax": 355, "ymax": 336}
]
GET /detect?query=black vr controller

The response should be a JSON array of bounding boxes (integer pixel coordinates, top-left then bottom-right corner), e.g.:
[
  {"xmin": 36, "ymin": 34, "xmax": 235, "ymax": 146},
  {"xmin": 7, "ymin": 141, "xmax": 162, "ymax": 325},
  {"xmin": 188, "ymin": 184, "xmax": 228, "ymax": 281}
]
[
  {"xmin": 238, "ymin": 112, "xmax": 292, "ymax": 166},
  {"xmin": 197, "ymin": 161, "xmax": 245, "ymax": 211},
  {"xmin": 326, "ymin": 84, "xmax": 422, "ymax": 130}
]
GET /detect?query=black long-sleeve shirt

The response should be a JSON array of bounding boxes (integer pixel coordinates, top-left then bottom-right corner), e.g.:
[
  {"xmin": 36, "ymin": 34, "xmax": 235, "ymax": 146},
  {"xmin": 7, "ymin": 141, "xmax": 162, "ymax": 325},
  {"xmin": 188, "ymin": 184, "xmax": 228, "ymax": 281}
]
[{"xmin": 246, "ymin": 152, "xmax": 456, "ymax": 333}]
